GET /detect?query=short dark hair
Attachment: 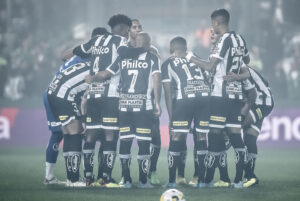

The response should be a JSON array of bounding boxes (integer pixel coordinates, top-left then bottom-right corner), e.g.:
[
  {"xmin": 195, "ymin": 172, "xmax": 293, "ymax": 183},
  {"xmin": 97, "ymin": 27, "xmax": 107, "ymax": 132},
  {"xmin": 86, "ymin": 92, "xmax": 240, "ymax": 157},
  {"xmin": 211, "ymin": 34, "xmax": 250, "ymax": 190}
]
[
  {"xmin": 211, "ymin": 9, "xmax": 230, "ymax": 25},
  {"xmin": 108, "ymin": 14, "xmax": 132, "ymax": 29},
  {"xmin": 91, "ymin": 27, "xmax": 108, "ymax": 38},
  {"xmin": 170, "ymin": 36, "xmax": 187, "ymax": 48}
]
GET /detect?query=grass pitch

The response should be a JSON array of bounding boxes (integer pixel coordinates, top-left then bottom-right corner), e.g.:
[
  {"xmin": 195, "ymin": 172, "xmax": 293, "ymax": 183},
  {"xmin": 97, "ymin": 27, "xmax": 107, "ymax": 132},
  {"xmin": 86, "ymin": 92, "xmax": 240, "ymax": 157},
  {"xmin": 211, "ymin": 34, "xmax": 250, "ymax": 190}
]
[{"xmin": 0, "ymin": 147, "xmax": 299, "ymax": 201}]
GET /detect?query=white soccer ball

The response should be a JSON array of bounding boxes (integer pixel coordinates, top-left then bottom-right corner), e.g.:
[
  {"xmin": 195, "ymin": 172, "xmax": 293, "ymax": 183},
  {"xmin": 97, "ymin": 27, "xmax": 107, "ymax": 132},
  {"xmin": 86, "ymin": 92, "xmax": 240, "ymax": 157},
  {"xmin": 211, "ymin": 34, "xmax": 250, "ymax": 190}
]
[{"xmin": 160, "ymin": 189, "xmax": 186, "ymax": 201}]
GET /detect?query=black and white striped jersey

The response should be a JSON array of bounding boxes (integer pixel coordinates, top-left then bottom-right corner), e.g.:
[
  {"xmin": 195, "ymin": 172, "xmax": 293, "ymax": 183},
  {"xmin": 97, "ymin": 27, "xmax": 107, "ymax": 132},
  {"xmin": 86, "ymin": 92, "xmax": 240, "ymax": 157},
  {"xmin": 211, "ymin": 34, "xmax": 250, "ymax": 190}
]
[
  {"xmin": 47, "ymin": 56, "xmax": 91, "ymax": 101},
  {"xmin": 74, "ymin": 33, "xmax": 128, "ymax": 98},
  {"xmin": 243, "ymin": 66, "xmax": 274, "ymax": 107},
  {"xmin": 210, "ymin": 31, "xmax": 249, "ymax": 100},
  {"xmin": 161, "ymin": 57, "xmax": 210, "ymax": 100},
  {"xmin": 107, "ymin": 51, "xmax": 161, "ymax": 112}
]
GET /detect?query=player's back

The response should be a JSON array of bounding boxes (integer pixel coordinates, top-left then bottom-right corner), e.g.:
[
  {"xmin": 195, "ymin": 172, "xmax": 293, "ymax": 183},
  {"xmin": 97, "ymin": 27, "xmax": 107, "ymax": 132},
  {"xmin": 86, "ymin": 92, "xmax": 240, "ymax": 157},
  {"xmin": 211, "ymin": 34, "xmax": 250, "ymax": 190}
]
[
  {"xmin": 161, "ymin": 57, "xmax": 210, "ymax": 100},
  {"xmin": 108, "ymin": 51, "xmax": 160, "ymax": 111},
  {"xmin": 48, "ymin": 57, "xmax": 91, "ymax": 101},
  {"xmin": 247, "ymin": 66, "xmax": 273, "ymax": 106}
]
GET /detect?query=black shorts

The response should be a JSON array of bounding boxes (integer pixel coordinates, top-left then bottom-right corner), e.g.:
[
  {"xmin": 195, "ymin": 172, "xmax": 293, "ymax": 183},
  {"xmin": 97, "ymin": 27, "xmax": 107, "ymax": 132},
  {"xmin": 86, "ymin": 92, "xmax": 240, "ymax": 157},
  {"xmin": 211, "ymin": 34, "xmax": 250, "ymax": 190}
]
[
  {"xmin": 119, "ymin": 110, "xmax": 153, "ymax": 141},
  {"xmin": 86, "ymin": 97, "xmax": 119, "ymax": 130},
  {"xmin": 171, "ymin": 97, "xmax": 210, "ymax": 134},
  {"xmin": 47, "ymin": 94, "xmax": 80, "ymax": 126},
  {"xmin": 248, "ymin": 104, "xmax": 274, "ymax": 132},
  {"xmin": 209, "ymin": 96, "xmax": 243, "ymax": 129}
]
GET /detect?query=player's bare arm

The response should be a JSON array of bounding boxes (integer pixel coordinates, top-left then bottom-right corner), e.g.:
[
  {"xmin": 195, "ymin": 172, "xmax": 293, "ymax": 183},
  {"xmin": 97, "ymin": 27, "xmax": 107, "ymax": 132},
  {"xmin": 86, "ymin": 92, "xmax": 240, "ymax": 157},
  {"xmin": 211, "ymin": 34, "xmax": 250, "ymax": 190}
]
[
  {"xmin": 163, "ymin": 82, "xmax": 172, "ymax": 121},
  {"xmin": 85, "ymin": 70, "xmax": 113, "ymax": 84},
  {"xmin": 153, "ymin": 72, "xmax": 162, "ymax": 117},
  {"xmin": 223, "ymin": 66, "xmax": 250, "ymax": 81},
  {"xmin": 188, "ymin": 54, "xmax": 221, "ymax": 72}
]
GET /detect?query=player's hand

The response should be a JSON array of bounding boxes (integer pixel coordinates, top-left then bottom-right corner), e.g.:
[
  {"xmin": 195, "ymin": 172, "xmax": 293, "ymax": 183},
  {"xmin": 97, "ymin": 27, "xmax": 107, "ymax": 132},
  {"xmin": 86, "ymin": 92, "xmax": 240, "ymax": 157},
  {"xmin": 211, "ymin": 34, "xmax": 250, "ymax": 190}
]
[
  {"xmin": 85, "ymin": 75, "xmax": 94, "ymax": 84},
  {"xmin": 223, "ymin": 72, "xmax": 238, "ymax": 82},
  {"xmin": 153, "ymin": 103, "xmax": 162, "ymax": 117},
  {"xmin": 81, "ymin": 123, "xmax": 87, "ymax": 134},
  {"xmin": 241, "ymin": 103, "xmax": 250, "ymax": 117}
]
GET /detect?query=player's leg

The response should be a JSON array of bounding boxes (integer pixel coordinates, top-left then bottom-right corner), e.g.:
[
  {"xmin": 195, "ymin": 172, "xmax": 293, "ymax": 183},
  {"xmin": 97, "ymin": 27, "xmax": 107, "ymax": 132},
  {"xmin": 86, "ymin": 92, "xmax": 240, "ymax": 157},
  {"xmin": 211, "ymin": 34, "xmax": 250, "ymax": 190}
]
[
  {"xmin": 243, "ymin": 105, "xmax": 273, "ymax": 187},
  {"xmin": 100, "ymin": 97, "xmax": 119, "ymax": 186},
  {"xmin": 135, "ymin": 111, "xmax": 153, "ymax": 188},
  {"xmin": 167, "ymin": 99, "xmax": 191, "ymax": 187},
  {"xmin": 194, "ymin": 97, "xmax": 210, "ymax": 187},
  {"xmin": 188, "ymin": 128, "xmax": 199, "ymax": 186},
  {"xmin": 148, "ymin": 116, "xmax": 161, "ymax": 184},
  {"xmin": 176, "ymin": 140, "xmax": 187, "ymax": 184},
  {"xmin": 62, "ymin": 119, "xmax": 84, "ymax": 186},
  {"xmin": 43, "ymin": 91, "xmax": 64, "ymax": 184},
  {"xmin": 119, "ymin": 111, "xmax": 134, "ymax": 188},
  {"xmin": 47, "ymin": 94, "xmax": 85, "ymax": 186},
  {"xmin": 205, "ymin": 97, "xmax": 230, "ymax": 187},
  {"xmin": 45, "ymin": 130, "xmax": 63, "ymax": 183},
  {"xmin": 97, "ymin": 130, "xmax": 105, "ymax": 180},
  {"xmin": 82, "ymin": 98, "xmax": 102, "ymax": 185},
  {"xmin": 226, "ymin": 100, "xmax": 246, "ymax": 188}
]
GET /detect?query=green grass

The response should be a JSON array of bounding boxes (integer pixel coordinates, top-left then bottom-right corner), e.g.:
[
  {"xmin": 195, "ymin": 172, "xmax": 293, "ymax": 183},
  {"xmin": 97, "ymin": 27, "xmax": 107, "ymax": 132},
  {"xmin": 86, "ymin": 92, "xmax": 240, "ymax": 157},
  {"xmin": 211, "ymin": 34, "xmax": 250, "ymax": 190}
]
[{"xmin": 0, "ymin": 147, "xmax": 299, "ymax": 201}]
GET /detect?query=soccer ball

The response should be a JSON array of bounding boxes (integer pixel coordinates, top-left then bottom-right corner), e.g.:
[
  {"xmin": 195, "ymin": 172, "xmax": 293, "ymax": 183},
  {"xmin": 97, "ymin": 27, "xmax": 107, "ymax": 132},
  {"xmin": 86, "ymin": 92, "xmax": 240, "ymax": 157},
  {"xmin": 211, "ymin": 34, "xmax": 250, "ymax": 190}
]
[{"xmin": 160, "ymin": 189, "xmax": 185, "ymax": 201}]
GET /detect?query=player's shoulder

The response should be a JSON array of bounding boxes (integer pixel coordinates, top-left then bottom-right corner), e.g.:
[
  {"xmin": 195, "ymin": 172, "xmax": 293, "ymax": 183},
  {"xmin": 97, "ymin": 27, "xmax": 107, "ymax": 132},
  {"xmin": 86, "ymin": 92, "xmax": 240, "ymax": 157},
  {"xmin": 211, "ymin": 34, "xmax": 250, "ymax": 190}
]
[
  {"xmin": 147, "ymin": 51, "xmax": 159, "ymax": 61},
  {"xmin": 150, "ymin": 45, "xmax": 159, "ymax": 55},
  {"xmin": 111, "ymin": 34, "xmax": 127, "ymax": 44},
  {"xmin": 162, "ymin": 58, "xmax": 173, "ymax": 67}
]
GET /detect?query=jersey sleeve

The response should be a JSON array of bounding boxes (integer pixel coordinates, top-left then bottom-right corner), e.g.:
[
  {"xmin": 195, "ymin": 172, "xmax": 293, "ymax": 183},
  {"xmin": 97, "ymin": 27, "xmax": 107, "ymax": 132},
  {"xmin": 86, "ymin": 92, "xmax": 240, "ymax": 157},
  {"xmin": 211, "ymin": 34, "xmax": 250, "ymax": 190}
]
[
  {"xmin": 73, "ymin": 37, "xmax": 98, "ymax": 57},
  {"xmin": 210, "ymin": 35, "xmax": 230, "ymax": 60},
  {"xmin": 239, "ymin": 35, "xmax": 249, "ymax": 57},
  {"xmin": 106, "ymin": 57, "xmax": 121, "ymax": 75},
  {"xmin": 161, "ymin": 60, "xmax": 172, "ymax": 83},
  {"xmin": 151, "ymin": 55, "xmax": 161, "ymax": 75}
]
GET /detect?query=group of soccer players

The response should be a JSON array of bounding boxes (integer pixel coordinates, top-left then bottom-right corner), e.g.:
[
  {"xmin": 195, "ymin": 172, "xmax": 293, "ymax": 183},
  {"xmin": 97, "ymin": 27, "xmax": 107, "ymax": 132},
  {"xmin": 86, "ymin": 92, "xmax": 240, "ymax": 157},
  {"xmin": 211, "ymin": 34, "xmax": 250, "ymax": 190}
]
[{"xmin": 43, "ymin": 8, "xmax": 274, "ymax": 189}]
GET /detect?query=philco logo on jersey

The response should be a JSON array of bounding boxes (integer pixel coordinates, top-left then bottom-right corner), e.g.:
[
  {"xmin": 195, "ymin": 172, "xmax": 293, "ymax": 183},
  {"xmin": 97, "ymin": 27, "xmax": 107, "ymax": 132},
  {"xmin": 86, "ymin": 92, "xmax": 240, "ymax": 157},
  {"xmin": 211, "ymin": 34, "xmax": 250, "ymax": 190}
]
[
  {"xmin": 231, "ymin": 46, "xmax": 245, "ymax": 56},
  {"xmin": 121, "ymin": 59, "xmax": 148, "ymax": 69},
  {"xmin": 173, "ymin": 58, "xmax": 187, "ymax": 66},
  {"xmin": 91, "ymin": 46, "xmax": 109, "ymax": 55}
]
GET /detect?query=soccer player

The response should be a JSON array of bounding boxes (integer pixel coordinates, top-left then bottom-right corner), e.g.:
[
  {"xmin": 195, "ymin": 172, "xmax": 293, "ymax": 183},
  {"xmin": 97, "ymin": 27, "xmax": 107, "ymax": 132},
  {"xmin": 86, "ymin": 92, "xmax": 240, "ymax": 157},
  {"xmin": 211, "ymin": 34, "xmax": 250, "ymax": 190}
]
[
  {"xmin": 223, "ymin": 65, "xmax": 274, "ymax": 187},
  {"xmin": 43, "ymin": 91, "xmax": 65, "ymax": 185},
  {"xmin": 128, "ymin": 19, "xmax": 161, "ymax": 185},
  {"xmin": 162, "ymin": 36, "xmax": 210, "ymax": 188},
  {"xmin": 180, "ymin": 9, "xmax": 251, "ymax": 188},
  {"xmin": 73, "ymin": 14, "xmax": 147, "ymax": 187},
  {"xmin": 46, "ymin": 56, "xmax": 93, "ymax": 187},
  {"xmin": 87, "ymin": 32, "xmax": 161, "ymax": 188},
  {"xmin": 43, "ymin": 27, "xmax": 108, "ymax": 186}
]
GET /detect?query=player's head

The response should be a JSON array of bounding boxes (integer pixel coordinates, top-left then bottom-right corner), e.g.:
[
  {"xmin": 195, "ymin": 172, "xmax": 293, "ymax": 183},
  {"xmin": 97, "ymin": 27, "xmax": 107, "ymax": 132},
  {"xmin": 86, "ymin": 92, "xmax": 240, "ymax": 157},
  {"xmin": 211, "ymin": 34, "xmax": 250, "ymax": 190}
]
[
  {"xmin": 170, "ymin": 36, "xmax": 187, "ymax": 54},
  {"xmin": 91, "ymin": 27, "xmax": 108, "ymax": 38},
  {"xmin": 210, "ymin": 8, "xmax": 230, "ymax": 34},
  {"xmin": 130, "ymin": 19, "xmax": 143, "ymax": 40},
  {"xmin": 108, "ymin": 14, "xmax": 132, "ymax": 39},
  {"xmin": 136, "ymin": 32, "xmax": 151, "ymax": 49},
  {"xmin": 210, "ymin": 28, "xmax": 221, "ymax": 44}
]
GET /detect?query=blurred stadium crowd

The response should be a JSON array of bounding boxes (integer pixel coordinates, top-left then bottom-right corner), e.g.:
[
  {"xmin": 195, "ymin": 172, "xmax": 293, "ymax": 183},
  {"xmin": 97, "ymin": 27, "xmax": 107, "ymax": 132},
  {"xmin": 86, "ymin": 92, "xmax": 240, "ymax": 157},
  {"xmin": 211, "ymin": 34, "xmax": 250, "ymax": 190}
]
[{"xmin": 0, "ymin": 0, "xmax": 299, "ymax": 106}]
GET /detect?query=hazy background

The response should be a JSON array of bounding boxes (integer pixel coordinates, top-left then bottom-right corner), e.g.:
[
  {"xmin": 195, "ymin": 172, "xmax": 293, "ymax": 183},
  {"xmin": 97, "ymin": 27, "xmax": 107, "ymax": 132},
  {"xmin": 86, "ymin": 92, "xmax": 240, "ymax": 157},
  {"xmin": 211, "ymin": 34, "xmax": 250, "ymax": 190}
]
[{"xmin": 0, "ymin": 0, "xmax": 300, "ymax": 108}]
